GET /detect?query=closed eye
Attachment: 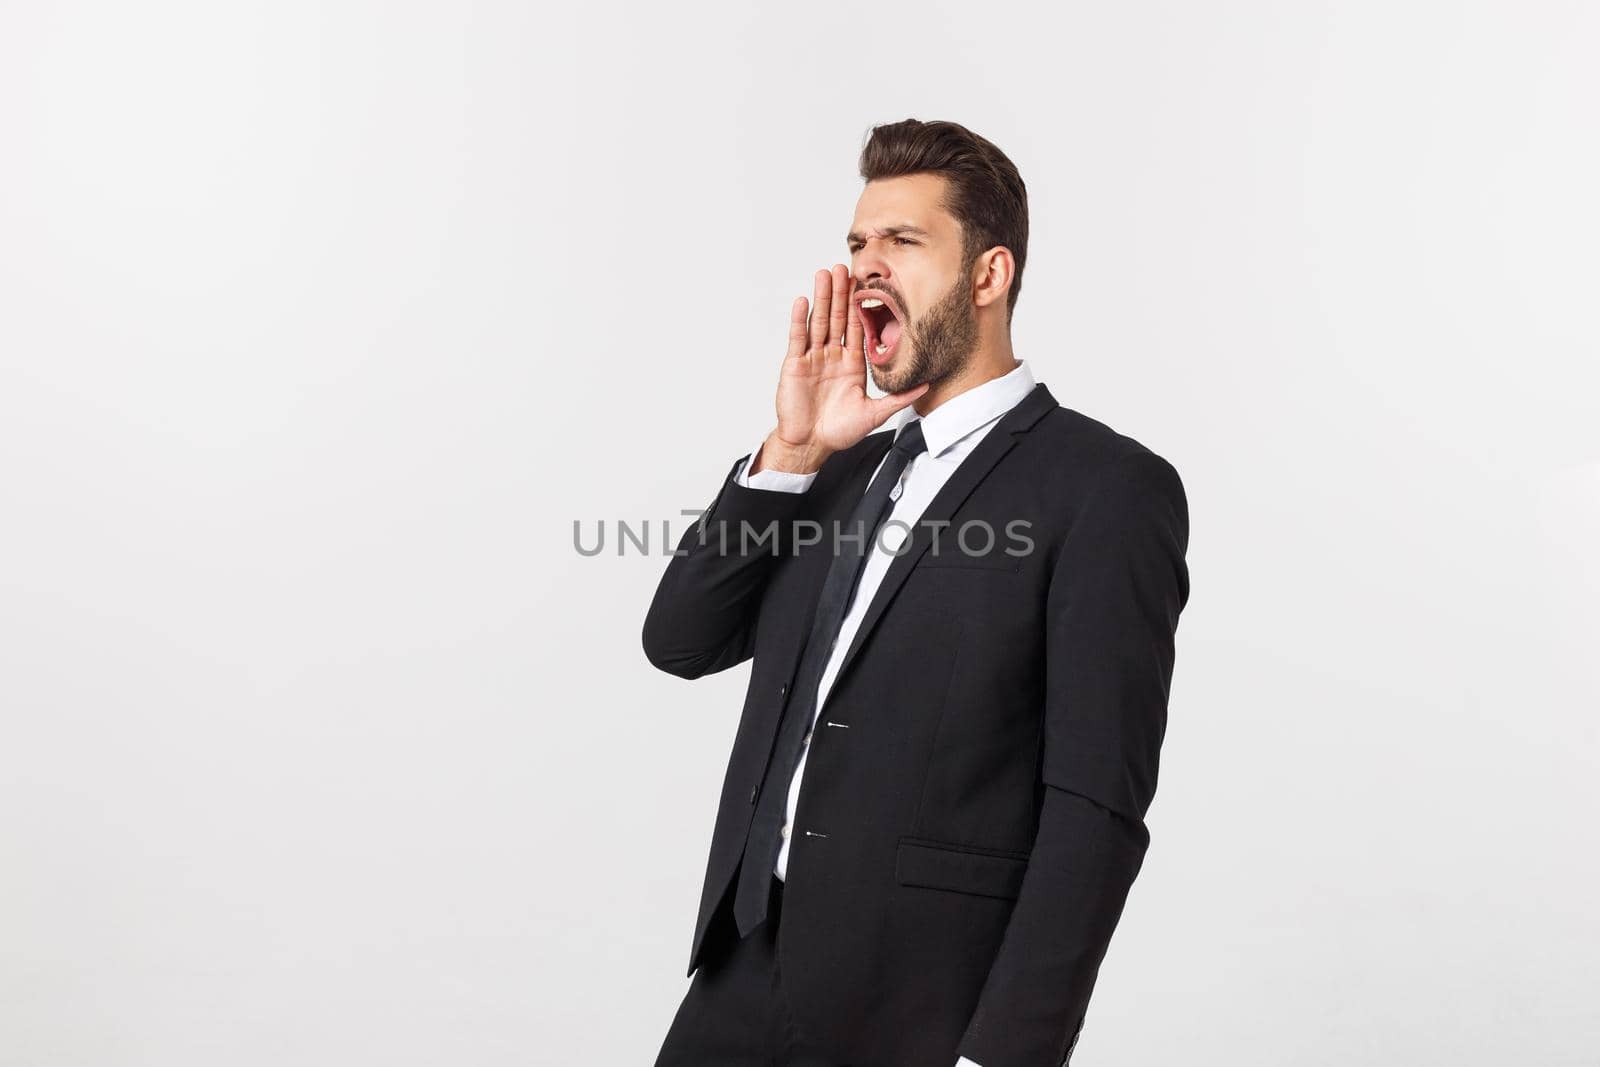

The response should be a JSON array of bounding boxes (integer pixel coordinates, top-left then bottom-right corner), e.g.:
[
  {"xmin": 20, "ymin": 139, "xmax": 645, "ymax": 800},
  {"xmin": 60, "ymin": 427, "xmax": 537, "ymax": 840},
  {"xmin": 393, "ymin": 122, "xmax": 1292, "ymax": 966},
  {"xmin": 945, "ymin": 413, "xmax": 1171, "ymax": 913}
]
[{"xmin": 846, "ymin": 236, "xmax": 921, "ymax": 253}]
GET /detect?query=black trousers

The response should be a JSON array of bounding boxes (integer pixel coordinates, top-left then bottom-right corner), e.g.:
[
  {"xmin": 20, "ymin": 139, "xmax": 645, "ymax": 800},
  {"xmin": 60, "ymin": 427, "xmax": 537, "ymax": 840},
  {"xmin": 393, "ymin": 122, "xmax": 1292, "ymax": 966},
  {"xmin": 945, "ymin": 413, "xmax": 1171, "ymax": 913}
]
[{"xmin": 655, "ymin": 868, "xmax": 843, "ymax": 1066}]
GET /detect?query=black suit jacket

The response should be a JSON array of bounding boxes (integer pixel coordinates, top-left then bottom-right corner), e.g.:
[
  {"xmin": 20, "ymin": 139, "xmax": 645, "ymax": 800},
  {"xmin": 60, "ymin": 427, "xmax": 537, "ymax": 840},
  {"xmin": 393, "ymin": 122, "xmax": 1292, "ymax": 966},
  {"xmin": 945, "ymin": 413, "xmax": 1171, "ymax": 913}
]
[{"xmin": 642, "ymin": 383, "xmax": 1190, "ymax": 1067}]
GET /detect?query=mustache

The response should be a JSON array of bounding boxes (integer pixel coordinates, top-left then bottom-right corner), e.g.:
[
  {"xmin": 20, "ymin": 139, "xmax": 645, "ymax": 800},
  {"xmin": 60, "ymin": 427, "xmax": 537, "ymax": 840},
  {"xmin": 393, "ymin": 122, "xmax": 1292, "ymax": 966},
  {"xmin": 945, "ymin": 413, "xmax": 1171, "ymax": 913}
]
[{"xmin": 853, "ymin": 283, "xmax": 908, "ymax": 318}]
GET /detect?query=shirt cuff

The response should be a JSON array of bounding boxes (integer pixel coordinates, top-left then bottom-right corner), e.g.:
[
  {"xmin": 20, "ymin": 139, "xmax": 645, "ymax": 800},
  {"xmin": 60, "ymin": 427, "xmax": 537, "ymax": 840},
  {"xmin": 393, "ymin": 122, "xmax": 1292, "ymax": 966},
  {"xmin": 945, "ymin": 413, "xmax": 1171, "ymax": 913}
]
[
  {"xmin": 734, "ymin": 436, "xmax": 818, "ymax": 494},
  {"xmin": 954, "ymin": 1058, "xmax": 985, "ymax": 1067}
]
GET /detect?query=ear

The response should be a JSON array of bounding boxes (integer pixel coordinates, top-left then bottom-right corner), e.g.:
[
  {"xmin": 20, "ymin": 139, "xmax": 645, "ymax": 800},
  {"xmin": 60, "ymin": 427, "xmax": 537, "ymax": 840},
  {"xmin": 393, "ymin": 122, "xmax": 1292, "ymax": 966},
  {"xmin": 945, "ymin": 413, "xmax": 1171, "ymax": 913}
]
[{"xmin": 971, "ymin": 246, "xmax": 1014, "ymax": 312}]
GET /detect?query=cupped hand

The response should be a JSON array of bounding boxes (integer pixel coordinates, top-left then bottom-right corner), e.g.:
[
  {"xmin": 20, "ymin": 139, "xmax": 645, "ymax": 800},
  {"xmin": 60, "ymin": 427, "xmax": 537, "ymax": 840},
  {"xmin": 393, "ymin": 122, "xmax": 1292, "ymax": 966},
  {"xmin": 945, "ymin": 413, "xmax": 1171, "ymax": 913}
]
[{"xmin": 762, "ymin": 264, "xmax": 927, "ymax": 473}]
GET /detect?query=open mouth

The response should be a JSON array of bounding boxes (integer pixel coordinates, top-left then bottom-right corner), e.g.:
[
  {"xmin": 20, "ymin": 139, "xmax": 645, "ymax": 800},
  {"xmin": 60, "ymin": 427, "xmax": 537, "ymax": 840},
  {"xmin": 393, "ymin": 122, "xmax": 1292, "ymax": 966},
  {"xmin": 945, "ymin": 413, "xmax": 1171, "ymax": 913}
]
[{"xmin": 855, "ymin": 291, "xmax": 905, "ymax": 366}]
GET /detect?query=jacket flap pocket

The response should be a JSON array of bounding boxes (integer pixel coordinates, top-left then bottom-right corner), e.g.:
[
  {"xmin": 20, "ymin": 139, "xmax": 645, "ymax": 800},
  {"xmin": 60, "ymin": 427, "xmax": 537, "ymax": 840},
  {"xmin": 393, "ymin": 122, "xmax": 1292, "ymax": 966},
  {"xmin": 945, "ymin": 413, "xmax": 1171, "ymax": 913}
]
[{"xmin": 895, "ymin": 838, "xmax": 1029, "ymax": 900}]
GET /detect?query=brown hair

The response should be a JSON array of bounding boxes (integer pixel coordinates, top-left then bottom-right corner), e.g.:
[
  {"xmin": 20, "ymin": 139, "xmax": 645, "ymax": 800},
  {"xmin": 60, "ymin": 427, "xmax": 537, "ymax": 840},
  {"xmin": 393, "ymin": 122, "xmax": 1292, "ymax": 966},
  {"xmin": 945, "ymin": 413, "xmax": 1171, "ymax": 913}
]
[{"xmin": 858, "ymin": 119, "xmax": 1029, "ymax": 325}]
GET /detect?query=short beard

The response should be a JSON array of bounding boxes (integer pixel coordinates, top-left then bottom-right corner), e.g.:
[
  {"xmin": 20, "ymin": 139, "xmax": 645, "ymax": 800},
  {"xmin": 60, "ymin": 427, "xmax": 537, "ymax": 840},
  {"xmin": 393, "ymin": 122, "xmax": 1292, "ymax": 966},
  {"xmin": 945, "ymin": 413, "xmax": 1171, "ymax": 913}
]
[{"xmin": 869, "ymin": 268, "xmax": 980, "ymax": 395}]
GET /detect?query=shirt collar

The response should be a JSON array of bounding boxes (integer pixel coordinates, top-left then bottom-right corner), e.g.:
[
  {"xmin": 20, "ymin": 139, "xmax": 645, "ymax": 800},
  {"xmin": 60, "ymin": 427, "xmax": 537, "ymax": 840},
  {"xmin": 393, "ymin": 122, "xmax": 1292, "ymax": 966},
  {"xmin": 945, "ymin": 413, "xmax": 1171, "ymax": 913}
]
[{"xmin": 896, "ymin": 359, "xmax": 1037, "ymax": 459}]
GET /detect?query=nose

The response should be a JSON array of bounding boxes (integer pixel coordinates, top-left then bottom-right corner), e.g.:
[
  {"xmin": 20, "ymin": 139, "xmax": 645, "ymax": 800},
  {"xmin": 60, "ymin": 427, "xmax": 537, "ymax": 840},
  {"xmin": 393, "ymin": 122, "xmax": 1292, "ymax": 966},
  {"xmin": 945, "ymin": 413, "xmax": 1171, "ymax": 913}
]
[{"xmin": 852, "ymin": 239, "xmax": 891, "ymax": 291}]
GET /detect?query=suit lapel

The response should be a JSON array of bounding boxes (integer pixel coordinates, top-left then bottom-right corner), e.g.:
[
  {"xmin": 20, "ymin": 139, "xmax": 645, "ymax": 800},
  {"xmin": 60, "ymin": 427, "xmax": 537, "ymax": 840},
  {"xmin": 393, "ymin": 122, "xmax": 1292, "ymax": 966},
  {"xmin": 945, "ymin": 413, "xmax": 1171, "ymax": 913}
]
[
  {"xmin": 775, "ymin": 433, "xmax": 896, "ymax": 688},
  {"xmin": 819, "ymin": 383, "xmax": 1059, "ymax": 712}
]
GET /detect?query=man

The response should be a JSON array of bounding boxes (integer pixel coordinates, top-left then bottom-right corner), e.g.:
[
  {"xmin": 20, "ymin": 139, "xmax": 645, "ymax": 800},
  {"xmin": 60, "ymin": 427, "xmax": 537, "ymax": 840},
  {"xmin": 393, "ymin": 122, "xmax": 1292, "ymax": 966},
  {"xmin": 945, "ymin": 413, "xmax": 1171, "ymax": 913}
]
[{"xmin": 645, "ymin": 118, "xmax": 1190, "ymax": 1067}]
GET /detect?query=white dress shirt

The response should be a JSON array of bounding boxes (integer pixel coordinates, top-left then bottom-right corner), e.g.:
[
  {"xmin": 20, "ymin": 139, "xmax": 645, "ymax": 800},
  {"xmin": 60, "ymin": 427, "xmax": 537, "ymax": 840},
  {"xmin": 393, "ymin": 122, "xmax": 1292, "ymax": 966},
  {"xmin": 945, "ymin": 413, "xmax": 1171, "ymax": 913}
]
[{"xmin": 731, "ymin": 360, "xmax": 1037, "ymax": 1067}]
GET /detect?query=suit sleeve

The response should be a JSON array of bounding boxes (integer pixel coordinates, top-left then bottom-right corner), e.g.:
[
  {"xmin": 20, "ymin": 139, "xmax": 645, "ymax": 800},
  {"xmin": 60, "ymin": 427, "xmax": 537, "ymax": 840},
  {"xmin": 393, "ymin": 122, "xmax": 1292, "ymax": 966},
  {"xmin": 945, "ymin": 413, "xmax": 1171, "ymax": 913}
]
[
  {"xmin": 955, "ymin": 450, "xmax": 1191, "ymax": 1067},
  {"xmin": 641, "ymin": 451, "xmax": 824, "ymax": 680}
]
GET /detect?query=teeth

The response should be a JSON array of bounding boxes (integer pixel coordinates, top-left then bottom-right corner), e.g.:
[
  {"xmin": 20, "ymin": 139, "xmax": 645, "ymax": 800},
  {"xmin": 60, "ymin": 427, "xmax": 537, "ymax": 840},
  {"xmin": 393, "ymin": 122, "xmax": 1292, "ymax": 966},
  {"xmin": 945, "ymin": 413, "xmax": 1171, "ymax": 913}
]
[
  {"xmin": 860, "ymin": 298, "xmax": 885, "ymax": 308},
  {"xmin": 875, "ymin": 343, "xmax": 888, "ymax": 354}
]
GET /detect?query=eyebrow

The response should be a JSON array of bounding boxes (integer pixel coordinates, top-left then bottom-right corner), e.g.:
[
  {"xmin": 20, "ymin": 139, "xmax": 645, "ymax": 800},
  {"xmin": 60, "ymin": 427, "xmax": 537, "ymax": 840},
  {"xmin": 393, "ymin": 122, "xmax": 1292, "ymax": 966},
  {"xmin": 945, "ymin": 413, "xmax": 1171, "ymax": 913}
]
[{"xmin": 846, "ymin": 225, "xmax": 931, "ymax": 248}]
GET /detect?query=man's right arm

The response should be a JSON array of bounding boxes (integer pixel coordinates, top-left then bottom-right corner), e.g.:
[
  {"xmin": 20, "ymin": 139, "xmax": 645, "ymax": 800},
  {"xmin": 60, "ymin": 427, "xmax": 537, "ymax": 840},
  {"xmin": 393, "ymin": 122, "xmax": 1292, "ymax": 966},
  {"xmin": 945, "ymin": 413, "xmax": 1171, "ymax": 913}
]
[
  {"xmin": 642, "ymin": 262, "xmax": 924, "ymax": 679},
  {"xmin": 737, "ymin": 435, "xmax": 820, "ymax": 493},
  {"xmin": 640, "ymin": 437, "xmax": 820, "ymax": 680}
]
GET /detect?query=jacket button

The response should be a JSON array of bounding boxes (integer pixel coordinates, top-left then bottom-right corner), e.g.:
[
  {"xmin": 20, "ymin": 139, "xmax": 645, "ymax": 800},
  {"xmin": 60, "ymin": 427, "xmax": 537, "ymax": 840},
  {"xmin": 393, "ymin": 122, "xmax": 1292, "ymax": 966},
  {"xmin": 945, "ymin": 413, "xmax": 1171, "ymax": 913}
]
[
  {"xmin": 779, "ymin": 683, "xmax": 787, "ymax": 697},
  {"xmin": 748, "ymin": 786, "xmax": 758, "ymax": 804}
]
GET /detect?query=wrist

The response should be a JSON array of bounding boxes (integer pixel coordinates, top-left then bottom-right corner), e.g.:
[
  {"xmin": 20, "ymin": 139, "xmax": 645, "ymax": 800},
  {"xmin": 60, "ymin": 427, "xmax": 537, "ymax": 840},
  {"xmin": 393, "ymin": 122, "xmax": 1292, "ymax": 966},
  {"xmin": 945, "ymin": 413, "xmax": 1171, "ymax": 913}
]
[{"xmin": 752, "ymin": 431, "xmax": 830, "ymax": 476}]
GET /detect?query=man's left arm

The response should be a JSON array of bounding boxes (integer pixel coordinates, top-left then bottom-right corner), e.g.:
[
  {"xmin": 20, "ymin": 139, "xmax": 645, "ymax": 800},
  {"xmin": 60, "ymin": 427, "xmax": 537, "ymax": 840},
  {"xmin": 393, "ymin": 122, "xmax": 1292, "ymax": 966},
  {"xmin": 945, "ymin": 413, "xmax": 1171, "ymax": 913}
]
[{"xmin": 954, "ymin": 450, "xmax": 1191, "ymax": 1067}]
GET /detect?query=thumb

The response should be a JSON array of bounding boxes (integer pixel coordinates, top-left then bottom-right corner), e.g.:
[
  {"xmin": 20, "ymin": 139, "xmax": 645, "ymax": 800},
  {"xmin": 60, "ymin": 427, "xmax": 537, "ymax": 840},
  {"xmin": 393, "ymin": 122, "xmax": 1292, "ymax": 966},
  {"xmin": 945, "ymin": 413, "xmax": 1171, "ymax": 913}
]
[{"xmin": 869, "ymin": 382, "xmax": 930, "ymax": 422}]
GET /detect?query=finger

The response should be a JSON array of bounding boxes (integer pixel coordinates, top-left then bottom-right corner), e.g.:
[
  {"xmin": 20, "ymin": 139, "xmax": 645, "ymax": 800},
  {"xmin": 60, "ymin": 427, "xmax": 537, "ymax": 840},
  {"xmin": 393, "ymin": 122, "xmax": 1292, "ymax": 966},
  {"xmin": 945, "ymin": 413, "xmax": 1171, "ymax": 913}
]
[
  {"xmin": 845, "ymin": 281, "xmax": 864, "ymax": 357},
  {"xmin": 828, "ymin": 263, "xmax": 850, "ymax": 348},
  {"xmin": 787, "ymin": 296, "xmax": 809, "ymax": 361},
  {"xmin": 869, "ymin": 382, "xmax": 930, "ymax": 421},
  {"xmin": 808, "ymin": 269, "xmax": 831, "ymax": 351}
]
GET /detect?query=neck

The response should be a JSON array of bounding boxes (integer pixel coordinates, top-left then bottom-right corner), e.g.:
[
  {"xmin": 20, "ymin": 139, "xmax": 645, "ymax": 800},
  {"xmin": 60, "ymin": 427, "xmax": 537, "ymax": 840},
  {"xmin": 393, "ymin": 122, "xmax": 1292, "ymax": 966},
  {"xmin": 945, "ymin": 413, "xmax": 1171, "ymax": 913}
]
[{"xmin": 911, "ymin": 332, "xmax": 1019, "ymax": 416}]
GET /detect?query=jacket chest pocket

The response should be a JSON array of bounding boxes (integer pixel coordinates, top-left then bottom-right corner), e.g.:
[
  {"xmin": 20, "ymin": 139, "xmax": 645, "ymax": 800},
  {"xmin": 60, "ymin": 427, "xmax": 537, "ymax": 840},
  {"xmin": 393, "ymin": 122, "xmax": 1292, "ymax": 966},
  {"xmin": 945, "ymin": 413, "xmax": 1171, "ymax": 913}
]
[
  {"xmin": 914, "ymin": 545, "xmax": 1024, "ymax": 573},
  {"xmin": 904, "ymin": 546, "xmax": 1033, "ymax": 648}
]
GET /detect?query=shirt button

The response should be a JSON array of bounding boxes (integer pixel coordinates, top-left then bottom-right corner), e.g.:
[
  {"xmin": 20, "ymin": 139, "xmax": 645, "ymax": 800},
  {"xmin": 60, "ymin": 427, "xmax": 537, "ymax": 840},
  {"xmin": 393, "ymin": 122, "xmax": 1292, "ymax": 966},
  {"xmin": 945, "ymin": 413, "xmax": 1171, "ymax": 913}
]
[{"xmin": 780, "ymin": 824, "xmax": 790, "ymax": 839}]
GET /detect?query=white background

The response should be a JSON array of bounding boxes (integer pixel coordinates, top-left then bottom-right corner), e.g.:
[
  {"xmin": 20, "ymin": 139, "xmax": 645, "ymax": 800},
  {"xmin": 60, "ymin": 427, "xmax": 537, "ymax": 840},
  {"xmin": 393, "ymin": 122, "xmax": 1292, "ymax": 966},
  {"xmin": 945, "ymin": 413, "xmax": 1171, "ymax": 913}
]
[{"xmin": 2, "ymin": 2, "xmax": 1596, "ymax": 1064}]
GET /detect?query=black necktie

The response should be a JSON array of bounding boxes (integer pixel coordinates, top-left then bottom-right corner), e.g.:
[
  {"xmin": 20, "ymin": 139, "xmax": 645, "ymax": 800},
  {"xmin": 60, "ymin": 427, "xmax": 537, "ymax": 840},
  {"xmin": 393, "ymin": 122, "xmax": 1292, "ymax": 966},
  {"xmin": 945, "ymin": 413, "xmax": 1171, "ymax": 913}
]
[{"xmin": 733, "ymin": 418, "xmax": 929, "ymax": 937}]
